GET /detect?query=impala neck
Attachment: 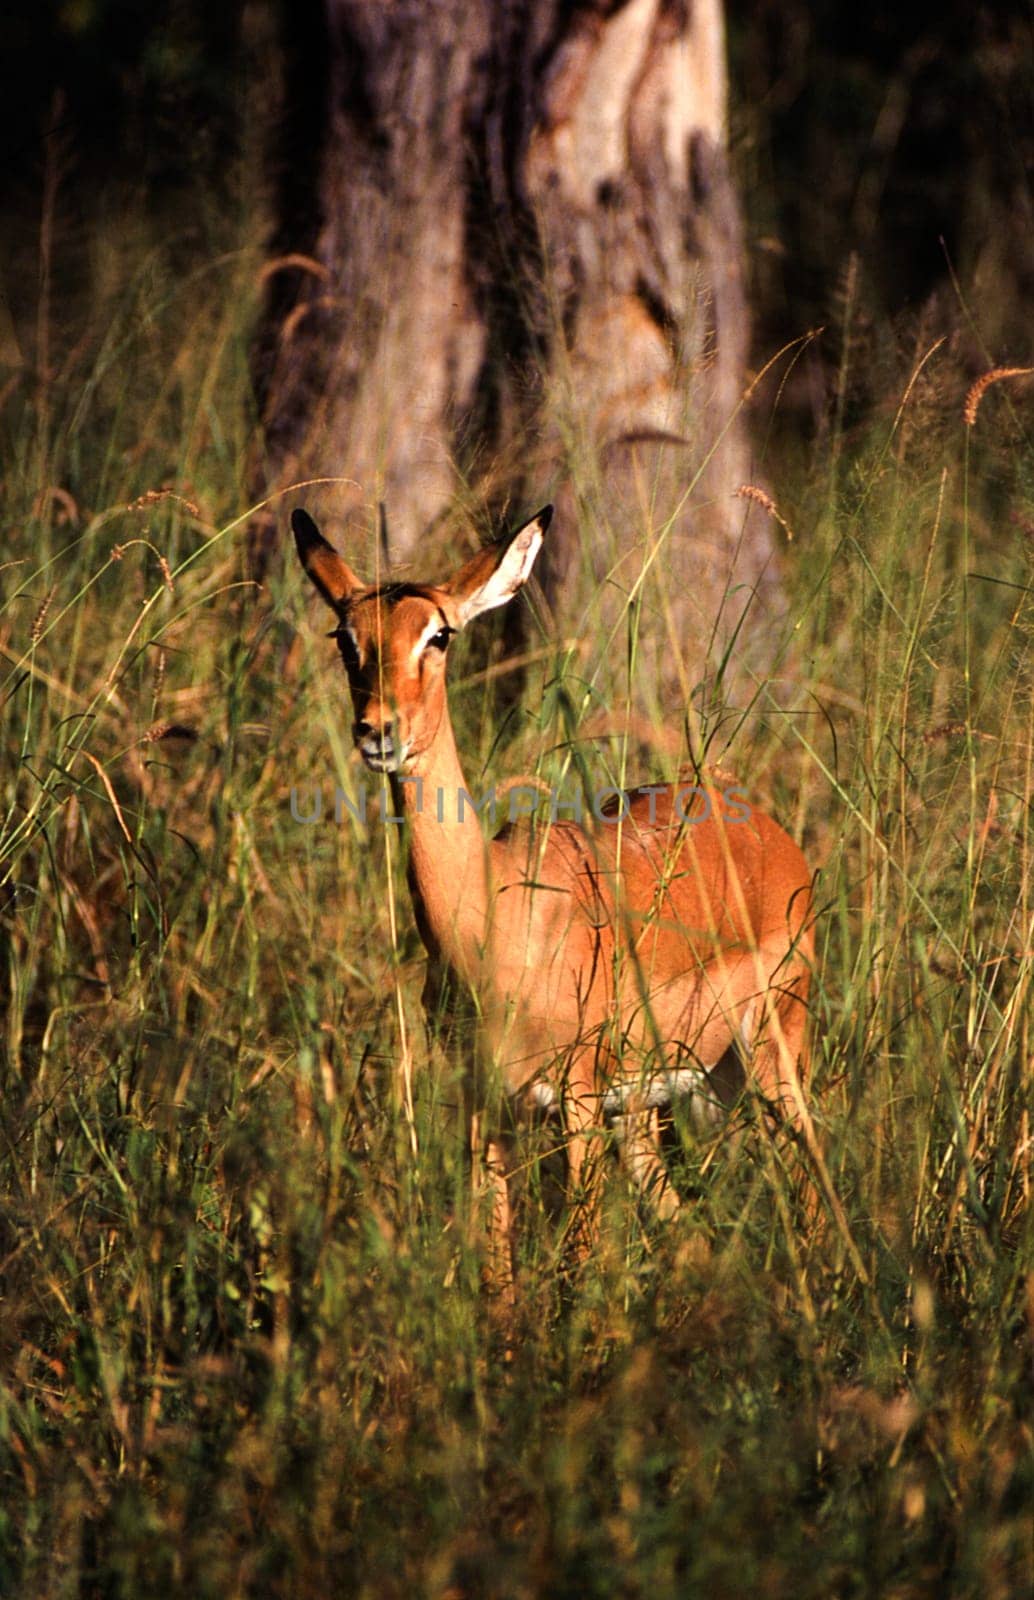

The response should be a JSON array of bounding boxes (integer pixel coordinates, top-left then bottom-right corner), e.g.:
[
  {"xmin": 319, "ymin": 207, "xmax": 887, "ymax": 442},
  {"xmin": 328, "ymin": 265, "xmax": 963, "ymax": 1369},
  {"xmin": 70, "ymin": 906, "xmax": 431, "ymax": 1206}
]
[{"xmin": 390, "ymin": 715, "xmax": 490, "ymax": 982}]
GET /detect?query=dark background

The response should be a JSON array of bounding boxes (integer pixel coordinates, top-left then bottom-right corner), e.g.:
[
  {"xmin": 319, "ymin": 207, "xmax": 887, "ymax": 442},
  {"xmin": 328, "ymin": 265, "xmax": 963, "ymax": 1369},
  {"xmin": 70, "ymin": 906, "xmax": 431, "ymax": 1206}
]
[{"xmin": 1, "ymin": 1, "xmax": 1031, "ymax": 372}]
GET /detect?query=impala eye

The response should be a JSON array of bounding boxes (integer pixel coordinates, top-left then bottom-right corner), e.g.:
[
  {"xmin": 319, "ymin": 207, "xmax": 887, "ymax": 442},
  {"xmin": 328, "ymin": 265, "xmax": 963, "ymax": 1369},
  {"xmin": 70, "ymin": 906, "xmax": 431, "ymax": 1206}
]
[{"xmin": 425, "ymin": 626, "xmax": 453, "ymax": 653}]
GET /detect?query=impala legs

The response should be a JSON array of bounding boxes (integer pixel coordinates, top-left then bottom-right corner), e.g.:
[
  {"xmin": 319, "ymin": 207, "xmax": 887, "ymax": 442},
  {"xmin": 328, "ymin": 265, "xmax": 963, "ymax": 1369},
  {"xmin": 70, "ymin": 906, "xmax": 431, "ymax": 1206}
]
[
  {"xmin": 562, "ymin": 1049, "xmax": 607, "ymax": 1261},
  {"xmin": 607, "ymin": 941, "xmax": 816, "ymax": 1233},
  {"xmin": 611, "ymin": 1103, "xmax": 682, "ymax": 1221},
  {"xmin": 741, "ymin": 945, "xmax": 824, "ymax": 1226},
  {"xmin": 472, "ymin": 943, "xmax": 817, "ymax": 1298},
  {"xmin": 471, "ymin": 1111, "xmax": 516, "ymax": 1308},
  {"xmin": 565, "ymin": 1038, "xmax": 685, "ymax": 1255}
]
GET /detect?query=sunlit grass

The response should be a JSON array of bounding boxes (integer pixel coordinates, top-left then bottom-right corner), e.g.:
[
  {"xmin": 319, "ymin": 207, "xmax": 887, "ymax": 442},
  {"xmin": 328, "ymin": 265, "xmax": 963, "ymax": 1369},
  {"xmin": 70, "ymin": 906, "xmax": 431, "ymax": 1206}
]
[{"xmin": 1, "ymin": 193, "xmax": 1032, "ymax": 1599}]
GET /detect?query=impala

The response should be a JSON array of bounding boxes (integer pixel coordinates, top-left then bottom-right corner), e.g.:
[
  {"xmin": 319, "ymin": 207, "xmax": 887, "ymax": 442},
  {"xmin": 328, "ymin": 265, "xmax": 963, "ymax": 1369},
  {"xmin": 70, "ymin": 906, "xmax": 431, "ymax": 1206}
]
[{"xmin": 293, "ymin": 503, "xmax": 815, "ymax": 1288}]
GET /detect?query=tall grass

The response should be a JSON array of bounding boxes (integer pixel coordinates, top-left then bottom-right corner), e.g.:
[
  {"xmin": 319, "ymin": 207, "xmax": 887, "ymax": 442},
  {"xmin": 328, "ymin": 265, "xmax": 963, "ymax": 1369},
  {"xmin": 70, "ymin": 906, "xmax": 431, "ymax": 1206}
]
[{"xmin": 1, "ymin": 189, "xmax": 1032, "ymax": 1599}]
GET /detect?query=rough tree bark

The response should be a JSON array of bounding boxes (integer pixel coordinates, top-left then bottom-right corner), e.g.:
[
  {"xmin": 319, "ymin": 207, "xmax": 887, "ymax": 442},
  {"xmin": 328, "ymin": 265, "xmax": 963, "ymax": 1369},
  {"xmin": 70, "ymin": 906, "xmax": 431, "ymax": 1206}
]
[{"xmin": 258, "ymin": 0, "xmax": 785, "ymax": 700}]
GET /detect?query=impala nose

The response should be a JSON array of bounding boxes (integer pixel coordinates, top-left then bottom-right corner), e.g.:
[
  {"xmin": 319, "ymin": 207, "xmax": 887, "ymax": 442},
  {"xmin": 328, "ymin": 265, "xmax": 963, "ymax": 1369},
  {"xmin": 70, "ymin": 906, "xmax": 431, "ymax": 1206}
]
[
  {"xmin": 354, "ymin": 718, "xmax": 402, "ymax": 771},
  {"xmin": 354, "ymin": 716, "xmax": 392, "ymax": 746}
]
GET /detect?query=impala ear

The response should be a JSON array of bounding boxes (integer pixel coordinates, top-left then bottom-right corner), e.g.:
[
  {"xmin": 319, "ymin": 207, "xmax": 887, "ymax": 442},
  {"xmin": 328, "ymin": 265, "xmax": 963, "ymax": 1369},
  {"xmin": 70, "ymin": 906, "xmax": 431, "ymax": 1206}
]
[
  {"xmin": 292, "ymin": 508, "xmax": 365, "ymax": 614},
  {"xmin": 445, "ymin": 506, "xmax": 551, "ymax": 627}
]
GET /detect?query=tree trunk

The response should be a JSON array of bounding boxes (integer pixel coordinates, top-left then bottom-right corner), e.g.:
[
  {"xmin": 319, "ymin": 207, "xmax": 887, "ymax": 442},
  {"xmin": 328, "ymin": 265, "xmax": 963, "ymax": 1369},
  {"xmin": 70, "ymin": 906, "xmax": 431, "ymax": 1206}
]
[{"xmin": 258, "ymin": 0, "xmax": 783, "ymax": 701}]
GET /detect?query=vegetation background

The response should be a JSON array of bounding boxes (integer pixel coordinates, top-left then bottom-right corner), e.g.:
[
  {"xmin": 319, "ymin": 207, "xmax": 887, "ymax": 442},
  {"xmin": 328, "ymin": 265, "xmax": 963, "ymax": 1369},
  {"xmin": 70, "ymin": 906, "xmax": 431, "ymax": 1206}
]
[{"xmin": 1, "ymin": 3, "xmax": 1032, "ymax": 1595}]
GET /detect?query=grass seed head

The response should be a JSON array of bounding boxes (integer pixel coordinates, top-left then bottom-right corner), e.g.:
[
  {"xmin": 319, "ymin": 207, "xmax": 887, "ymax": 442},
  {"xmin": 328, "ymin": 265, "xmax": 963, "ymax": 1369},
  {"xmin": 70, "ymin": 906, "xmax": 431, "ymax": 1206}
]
[
  {"xmin": 735, "ymin": 483, "xmax": 795, "ymax": 541},
  {"xmin": 30, "ymin": 585, "xmax": 56, "ymax": 644},
  {"xmin": 963, "ymin": 365, "xmax": 1034, "ymax": 427}
]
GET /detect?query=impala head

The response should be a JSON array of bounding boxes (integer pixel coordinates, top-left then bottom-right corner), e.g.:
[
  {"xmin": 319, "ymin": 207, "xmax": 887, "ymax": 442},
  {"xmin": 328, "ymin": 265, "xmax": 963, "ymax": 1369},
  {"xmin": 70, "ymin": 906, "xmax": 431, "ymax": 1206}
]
[{"xmin": 292, "ymin": 505, "xmax": 551, "ymax": 773}]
